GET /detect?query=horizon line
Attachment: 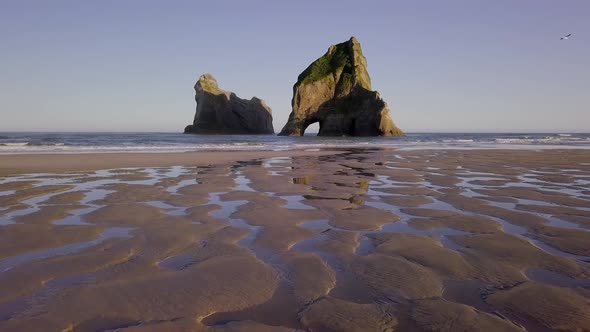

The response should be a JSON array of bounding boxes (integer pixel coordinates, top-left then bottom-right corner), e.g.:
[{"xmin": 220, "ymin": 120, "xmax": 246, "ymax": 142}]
[{"xmin": 1, "ymin": 130, "xmax": 588, "ymax": 134}]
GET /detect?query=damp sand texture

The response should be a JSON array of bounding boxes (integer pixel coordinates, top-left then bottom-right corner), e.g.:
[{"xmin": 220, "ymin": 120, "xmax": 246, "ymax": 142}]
[{"xmin": 1, "ymin": 149, "xmax": 590, "ymax": 331}]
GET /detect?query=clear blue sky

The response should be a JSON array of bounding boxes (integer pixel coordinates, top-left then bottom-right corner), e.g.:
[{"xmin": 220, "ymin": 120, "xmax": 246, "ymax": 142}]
[{"xmin": 1, "ymin": 0, "xmax": 588, "ymax": 133}]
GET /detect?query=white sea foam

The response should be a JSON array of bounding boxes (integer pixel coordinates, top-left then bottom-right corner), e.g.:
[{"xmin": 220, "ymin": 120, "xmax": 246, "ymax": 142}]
[{"xmin": 1, "ymin": 132, "xmax": 589, "ymax": 154}]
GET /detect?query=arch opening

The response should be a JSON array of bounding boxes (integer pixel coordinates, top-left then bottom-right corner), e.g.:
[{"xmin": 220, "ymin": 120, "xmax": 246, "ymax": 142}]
[{"xmin": 302, "ymin": 121, "xmax": 320, "ymax": 136}]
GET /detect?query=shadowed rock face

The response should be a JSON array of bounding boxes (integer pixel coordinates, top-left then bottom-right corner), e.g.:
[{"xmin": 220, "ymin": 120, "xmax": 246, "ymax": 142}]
[
  {"xmin": 184, "ymin": 74, "xmax": 274, "ymax": 135},
  {"xmin": 279, "ymin": 37, "xmax": 404, "ymax": 137}
]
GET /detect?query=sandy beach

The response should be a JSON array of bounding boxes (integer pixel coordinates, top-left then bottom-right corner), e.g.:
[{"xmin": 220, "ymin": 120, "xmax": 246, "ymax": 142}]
[
  {"xmin": 0, "ymin": 150, "xmax": 338, "ymax": 176},
  {"xmin": 1, "ymin": 148, "xmax": 590, "ymax": 331}
]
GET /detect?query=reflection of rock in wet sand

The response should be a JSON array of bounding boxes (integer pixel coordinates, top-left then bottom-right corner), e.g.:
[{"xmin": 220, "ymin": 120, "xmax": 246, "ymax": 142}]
[{"xmin": 1, "ymin": 148, "xmax": 590, "ymax": 331}]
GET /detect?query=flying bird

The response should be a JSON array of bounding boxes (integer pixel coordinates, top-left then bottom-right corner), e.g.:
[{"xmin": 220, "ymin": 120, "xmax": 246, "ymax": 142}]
[{"xmin": 560, "ymin": 33, "xmax": 572, "ymax": 40}]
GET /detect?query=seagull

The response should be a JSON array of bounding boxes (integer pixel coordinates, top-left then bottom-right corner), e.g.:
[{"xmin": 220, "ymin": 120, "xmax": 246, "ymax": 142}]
[{"xmin": 560, "ymin": 33, "xmax": 572, "ymax": 40}]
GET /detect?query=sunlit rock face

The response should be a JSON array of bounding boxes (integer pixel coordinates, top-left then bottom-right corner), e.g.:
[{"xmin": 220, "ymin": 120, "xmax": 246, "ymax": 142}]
[
  {"xmin": 184, "ymin": 74, "xmax": 274, "ymax": 135},
  {"xmin": 279, "ymin": 37, "xmax": 404, "ymax": 137}
]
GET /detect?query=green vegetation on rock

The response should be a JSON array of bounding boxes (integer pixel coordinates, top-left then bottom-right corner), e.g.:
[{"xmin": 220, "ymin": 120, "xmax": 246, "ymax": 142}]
[
  {"xmin": 279, "ymin": 37, "xmax": 404, "ymax": 137},
  {"xmin": 298, "ymin": 42, "xmax": 353, "ymax": 84},
  {"xmin": 297, "ymin": 37, "xmax": 372, "ymax": 92},
  {"xmin": 336, "ymin": 72, "xmax": 354, "ymax": 96},
  {"xmin": 196, "ymin": 74, "xmax": 223, "ymax": 95}
]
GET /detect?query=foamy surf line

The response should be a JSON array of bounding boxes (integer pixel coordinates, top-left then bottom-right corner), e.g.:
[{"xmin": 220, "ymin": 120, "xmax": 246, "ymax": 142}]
[
  {"xmin": 1, "ymin": 133, "xmax": 589, "ymax": 154},
  {"xmin": 0, "ymin": 143, "xmax": 370, "ymax": 154},
  {"xmin": 2, "ymin": 142, "xmax": 590, "ymax": 154}
]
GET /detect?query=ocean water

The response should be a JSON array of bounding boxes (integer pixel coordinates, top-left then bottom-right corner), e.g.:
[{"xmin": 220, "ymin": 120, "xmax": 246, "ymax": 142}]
[{"xmin": 0, "ymin": 132, "xmax": 589, "ymax": 154}]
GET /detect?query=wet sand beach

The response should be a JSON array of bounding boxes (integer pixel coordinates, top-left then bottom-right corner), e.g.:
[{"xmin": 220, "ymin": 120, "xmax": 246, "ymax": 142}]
[{"xmin": 1, "ymin": 148, "xmax": 590, "ymax": 331}]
